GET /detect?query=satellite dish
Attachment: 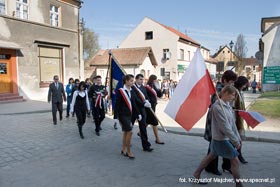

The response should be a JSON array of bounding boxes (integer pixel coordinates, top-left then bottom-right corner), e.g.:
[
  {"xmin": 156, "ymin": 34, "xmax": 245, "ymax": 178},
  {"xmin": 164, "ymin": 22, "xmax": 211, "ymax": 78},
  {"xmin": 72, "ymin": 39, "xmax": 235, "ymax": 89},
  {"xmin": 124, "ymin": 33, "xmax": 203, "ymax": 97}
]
[
  {"xmin": 255, "ymin": 51, "xmax": 263, "ymax": 60},
  {"xmin": 255, "ymin": 51, "xmax": 263, "ymax": 65}
]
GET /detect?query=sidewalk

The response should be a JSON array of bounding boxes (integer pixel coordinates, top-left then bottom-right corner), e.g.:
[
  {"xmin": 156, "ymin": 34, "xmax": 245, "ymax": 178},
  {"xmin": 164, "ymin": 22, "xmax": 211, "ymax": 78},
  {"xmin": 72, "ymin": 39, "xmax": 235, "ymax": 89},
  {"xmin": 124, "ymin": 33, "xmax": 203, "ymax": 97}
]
[
  {"xmin": 0, "ymin": 100, "xmax": 55, "ymax": 115},
  {"xmin": 0, "ymin": 92, "xmax": 279, "ymax": 143}
]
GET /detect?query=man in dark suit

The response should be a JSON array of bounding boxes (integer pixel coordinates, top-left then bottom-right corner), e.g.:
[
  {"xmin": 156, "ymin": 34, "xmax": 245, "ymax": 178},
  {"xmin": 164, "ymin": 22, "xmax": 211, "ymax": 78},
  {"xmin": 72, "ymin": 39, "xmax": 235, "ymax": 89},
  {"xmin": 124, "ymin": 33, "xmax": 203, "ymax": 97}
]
[
  {"xmin": 48, "ymin": 75, "xmax": 66, "ymax": 125},
  {"xmin": 132, "ymin": 74, "xmax": 153, "ymax": 152},
  {"xmin": 88, "ymin": 76, "xmax": 107, "ymax": 136}
]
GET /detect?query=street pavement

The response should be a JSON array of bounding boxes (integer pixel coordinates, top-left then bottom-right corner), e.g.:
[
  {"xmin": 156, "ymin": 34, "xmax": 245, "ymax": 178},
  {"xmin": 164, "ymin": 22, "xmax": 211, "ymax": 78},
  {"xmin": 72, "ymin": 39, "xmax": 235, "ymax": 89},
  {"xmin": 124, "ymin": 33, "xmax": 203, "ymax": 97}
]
[{"xmin": 0, "ymin": 91, "xmax": 279, "ymax": 187}]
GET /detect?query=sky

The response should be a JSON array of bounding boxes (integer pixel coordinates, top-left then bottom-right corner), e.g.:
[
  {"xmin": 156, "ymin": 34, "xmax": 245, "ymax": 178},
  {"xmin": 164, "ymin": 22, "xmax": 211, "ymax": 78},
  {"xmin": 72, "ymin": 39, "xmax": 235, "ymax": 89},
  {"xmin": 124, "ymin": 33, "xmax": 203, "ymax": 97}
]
[{"xmin": 80, "ymin": 0, "xmax": 280, "ymax": 57}]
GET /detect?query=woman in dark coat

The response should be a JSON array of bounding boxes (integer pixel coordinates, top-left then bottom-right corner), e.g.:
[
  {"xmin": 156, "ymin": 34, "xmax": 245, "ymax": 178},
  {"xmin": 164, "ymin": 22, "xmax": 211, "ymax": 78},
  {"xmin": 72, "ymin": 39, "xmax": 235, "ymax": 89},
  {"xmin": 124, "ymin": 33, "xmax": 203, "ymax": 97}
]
[
  {"xmin": 145, "ymin": 75, "xmax": 164, "ymax": 144},
  {"xmin": 234, "ymin": 76, "xmax": 249, "ymax": 163},
  {"xmin": 70, "ymin": 81, "xmax": 90, "ymax": 139},
  {"xmin": 114, "ymin": 74, "xmax": 141, "ymax": 159}
]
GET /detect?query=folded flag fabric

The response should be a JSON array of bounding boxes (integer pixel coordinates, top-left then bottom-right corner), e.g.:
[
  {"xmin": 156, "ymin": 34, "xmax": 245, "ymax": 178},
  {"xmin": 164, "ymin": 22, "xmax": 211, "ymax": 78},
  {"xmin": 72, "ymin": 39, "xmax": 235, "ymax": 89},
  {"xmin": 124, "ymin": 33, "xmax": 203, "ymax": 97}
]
[
  {"xmin": 238, "ymin": 110, "xmax": 266, "ymax": 128},
  {"xmin": 111, "ymin": 56, "xmax": 125, "ymax": 110}
]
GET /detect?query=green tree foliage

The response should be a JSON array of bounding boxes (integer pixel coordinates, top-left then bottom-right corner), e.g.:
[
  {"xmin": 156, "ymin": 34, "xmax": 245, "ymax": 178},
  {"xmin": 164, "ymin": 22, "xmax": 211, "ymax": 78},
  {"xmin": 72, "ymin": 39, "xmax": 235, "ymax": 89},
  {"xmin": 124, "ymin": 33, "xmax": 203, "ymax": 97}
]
[{"xmin": 83, "ymin": 27, "xmax": 100, "ymax": 65}]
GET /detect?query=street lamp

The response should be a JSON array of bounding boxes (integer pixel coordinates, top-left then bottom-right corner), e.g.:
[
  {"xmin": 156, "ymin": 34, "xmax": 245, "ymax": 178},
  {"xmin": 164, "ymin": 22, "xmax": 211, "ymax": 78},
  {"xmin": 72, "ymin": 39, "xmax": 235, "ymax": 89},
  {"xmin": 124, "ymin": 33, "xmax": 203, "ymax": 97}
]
[
  {"xmin": 229, "ymin": 40, "xmax": 234, "ymax": 70},
  {"xmin": 229, "ymin": 40, "xmax": 234, "ymax": 50}
]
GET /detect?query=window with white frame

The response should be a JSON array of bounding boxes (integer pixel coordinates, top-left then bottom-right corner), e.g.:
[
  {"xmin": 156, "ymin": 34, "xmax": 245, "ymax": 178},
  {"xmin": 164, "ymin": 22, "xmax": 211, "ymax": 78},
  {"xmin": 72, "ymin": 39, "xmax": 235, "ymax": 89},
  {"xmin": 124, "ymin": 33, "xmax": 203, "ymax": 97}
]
[
  {"xmin": 16, "ymin": 0, "xmax": 28, "ymax": 19},
  {"xmin": 179, "ymin": 49, "xmax": 184, "ymax": 60},
  {"xmin": 38, "ymin": 46, "xmax": 63, "ymax": 87},
  {"xmin": 0, "ymin": 0, "xmax": 6, "ymax": 15},
  {"xmin": 187, "ymin": 51, "xmax": 190, "ymax": 61},
  {"xmin": 145, "ymin": 31, "xmax": 153, "ymax": 40},
  {"xmin": 163, "ymin": 49, "xmax": 170, "ymax": 60},
  {"xmin": 50, "ymin": 5, "xmax": 59, "ymax": 27}
]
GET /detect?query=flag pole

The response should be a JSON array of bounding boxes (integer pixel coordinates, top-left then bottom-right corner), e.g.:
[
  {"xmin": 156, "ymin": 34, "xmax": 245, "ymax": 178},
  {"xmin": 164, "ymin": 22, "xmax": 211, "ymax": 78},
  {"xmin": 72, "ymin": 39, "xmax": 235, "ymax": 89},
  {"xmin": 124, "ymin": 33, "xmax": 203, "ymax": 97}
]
[
  {"xmin": 104, "ymin": 50, "xmax": 112, "ymax": 89},
  {"xmin": 110, "ymin": 52, "xmax": 167, "ymax": 133},
  {"xmin": 214, "ymin": 90, "xmax": 231, "ymax": 127},
  {"xmin": 149, "ymin": 108, "xmax": 168, "ymax": 133}
]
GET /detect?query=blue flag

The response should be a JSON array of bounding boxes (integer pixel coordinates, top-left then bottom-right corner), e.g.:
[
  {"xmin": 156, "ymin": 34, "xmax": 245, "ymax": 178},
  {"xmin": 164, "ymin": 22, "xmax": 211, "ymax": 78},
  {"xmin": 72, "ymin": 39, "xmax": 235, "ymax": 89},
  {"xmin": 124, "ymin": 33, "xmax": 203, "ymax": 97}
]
[{"xmin": 111, "ymin": 57, "xmax": 125, "ymax": 110}]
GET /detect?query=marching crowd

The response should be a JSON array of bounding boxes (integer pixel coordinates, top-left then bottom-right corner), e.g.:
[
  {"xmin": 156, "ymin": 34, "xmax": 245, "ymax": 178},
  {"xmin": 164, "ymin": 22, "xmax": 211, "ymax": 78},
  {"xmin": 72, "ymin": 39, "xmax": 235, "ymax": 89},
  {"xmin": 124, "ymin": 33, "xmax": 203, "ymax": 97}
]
[
  {"xmin": 48, "ymin": 70, "xmax": 249, "ymax": 186},
  {"xmin": 47, "ymin": 74, "xmax": 165, "ymax": 158}
]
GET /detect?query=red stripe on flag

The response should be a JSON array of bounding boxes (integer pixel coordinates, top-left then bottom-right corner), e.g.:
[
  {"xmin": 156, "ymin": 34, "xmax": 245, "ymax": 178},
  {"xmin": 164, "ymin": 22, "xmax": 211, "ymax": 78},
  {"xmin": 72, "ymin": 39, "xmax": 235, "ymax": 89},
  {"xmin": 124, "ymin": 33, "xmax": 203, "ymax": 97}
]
[
  {"xmin": 238, "ymin": 111, "xmax": 260, "ymax": 129},
  {"xmin": 175, "ymin": 71, "xmax": 215, "ymax": 131}
]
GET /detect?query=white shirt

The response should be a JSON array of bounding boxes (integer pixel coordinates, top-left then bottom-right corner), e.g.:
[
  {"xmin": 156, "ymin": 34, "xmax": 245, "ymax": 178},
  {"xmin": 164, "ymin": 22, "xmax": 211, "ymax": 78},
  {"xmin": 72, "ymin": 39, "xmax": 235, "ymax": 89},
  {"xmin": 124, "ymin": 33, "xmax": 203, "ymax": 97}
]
[
  {"xmin": 70, "ymin": 90, "xmax": 90, "ymax": 113},
  {"xmin": 136, "ymin": 83, "xmax": 142, "ymax": 88},
  {"xmin": 123, "ymin": 85, "xmax": 131, "ymax": 98}
]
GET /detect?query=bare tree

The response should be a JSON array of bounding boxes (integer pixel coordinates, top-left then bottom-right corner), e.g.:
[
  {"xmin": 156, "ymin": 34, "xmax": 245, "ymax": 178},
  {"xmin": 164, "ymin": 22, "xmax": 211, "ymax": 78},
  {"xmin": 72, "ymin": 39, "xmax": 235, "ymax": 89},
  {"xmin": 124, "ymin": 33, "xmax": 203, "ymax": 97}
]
[
  {"xmin": 234, "ymin": 34, "xmax": 248, "ymax": 75},
  {"xmin": 83, "ymin": 27, "xmax": 101, "ymax": 66}
]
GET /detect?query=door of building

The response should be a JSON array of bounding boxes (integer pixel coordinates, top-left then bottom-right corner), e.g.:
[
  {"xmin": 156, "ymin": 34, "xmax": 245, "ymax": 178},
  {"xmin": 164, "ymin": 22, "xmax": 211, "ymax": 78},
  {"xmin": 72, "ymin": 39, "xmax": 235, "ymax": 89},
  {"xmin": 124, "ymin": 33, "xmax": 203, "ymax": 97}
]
[{"xmin": 0, "ymin": 60, "xmax": 11, "ymax": 93}]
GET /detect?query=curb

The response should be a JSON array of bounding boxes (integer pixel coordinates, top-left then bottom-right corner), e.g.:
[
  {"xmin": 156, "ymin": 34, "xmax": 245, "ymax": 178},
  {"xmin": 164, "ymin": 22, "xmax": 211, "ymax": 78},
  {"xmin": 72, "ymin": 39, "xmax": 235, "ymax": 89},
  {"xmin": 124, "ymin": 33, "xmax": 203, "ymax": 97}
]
[
  {"xmin": 1, "ymin": 110, "xmax": 280, "ymax": 144},
  {"xmin": 159, "ymin": 128, "xmax": 280, "ymax": 144},
  {"xmin": 0, "ymin": 109, "xmax": 64, "ymax": 115}
]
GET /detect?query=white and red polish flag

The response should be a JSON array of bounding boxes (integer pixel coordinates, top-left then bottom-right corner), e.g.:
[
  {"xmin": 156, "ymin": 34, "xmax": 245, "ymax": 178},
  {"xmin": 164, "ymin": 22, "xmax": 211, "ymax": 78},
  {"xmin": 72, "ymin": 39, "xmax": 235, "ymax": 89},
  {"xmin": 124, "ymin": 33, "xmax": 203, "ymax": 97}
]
[
  {"xmin": 164, "ymin": 49, "xmax": 215, "ymax": 131},
  {"xmin": 238, "ymin": 110, "xmax": 266, "ymax": 128}
]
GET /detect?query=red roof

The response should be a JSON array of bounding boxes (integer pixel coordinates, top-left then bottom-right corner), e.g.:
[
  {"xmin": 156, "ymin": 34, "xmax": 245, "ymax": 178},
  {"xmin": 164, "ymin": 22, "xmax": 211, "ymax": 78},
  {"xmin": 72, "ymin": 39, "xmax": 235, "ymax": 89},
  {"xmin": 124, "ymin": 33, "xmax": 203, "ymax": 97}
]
[
  {"xmin": 144, "ymin": 17, "xmax": 201, "ymax": 47},
  {"xmin": 161, "ymin": 25, "xmax": 200, "ymax": 46},
  {"xmin": 205, "ymin": 57, "xmax": 218, "ymax": 64},
  {"xmin": 88, "ymin": 47, "xmax": 157, "ymax": 66},
  {"xmin": 243, "ymin": 57, "xmax": 258, "ymax": 66}
]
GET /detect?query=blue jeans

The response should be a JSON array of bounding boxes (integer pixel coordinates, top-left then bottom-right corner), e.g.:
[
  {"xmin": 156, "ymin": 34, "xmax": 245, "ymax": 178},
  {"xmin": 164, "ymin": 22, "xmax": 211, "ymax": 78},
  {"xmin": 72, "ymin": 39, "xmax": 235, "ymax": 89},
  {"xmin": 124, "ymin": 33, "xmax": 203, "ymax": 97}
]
[{"xmin": 66, "ymin": 96, "xmax": 72, "ymax": 115}]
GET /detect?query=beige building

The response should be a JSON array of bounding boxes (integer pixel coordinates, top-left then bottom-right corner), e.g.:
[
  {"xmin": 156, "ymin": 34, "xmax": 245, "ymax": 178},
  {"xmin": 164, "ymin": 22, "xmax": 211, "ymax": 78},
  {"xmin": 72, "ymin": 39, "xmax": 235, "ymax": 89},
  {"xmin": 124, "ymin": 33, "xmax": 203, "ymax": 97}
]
[
  {"xmin": 242, "ymin": 57, "xmax": 261, "ymax": 84},
  {"xmin": 0, "ymin": 0, "xmax": 83, "ymax": 102},
  {"xmin": 212, "ymin": 45, "xmax": 239, "ymax": 78},
  {"xmin": 213, "ymin": 45, "xmax": 261, "ymax": 83},
  {"xmin": 119, "ymin": 17, "xmax": 215, "ymax": 81},
  {"xmin": 88, "ymin": 47, "xmax": 157, "ymax": 83}
]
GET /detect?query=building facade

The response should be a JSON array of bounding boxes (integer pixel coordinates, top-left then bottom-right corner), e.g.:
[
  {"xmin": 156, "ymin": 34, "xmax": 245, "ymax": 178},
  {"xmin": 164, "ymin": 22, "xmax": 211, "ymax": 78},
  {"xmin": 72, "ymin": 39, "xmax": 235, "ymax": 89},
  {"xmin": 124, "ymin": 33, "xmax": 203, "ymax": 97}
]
[
  {"xmin": 242, "ymin": 57, "xmax": 261, "ymax": 85},
  {"xmin": 212, "ymin": 45, "xmax": 239, "ymax": 78},
  {"xmin": 260, "ymin": 16, "xmax": 280, "ymax": 91},
  {"xmin": 88, "ymin": 47, "xmax": 157, "ymax": 83},
  {"xmin": 213, "ymin": 45, "xmax": 261, "ymax": 84},
  {"xmin": 119, "ymin": 17, "xmax": 215, "ymax": 81},
  {"xmin": 0, "ymin": 0, "xmax": 83, "ymax": 101}
]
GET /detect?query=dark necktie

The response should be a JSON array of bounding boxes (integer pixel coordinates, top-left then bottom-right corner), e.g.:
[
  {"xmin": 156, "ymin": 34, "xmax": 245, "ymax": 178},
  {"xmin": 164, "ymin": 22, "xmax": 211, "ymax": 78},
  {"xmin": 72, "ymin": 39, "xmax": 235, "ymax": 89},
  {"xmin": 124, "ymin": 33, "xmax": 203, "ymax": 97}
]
[{"xmin": 125, "ymin": 90, "xmax": 130, "ymax": 99}]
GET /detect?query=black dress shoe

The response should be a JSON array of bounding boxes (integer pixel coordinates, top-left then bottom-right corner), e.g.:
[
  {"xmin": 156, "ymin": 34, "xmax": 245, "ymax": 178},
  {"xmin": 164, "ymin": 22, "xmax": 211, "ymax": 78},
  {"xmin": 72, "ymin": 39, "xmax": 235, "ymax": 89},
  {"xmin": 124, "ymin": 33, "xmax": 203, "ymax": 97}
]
[
  {"xmin": 238, "ymin": 155, "xmax": 248, "ymax": 164},
  {"xmin": 205, "ymin": 169, "xmax": 222, "ymax": 176},
  {"xmin": 121, "ymin": 150, "xmax": 127, "ymax": 157},
  {"xmin": 53, "ymin": 122, "xmax": 57, "ymax": 125},
  {"xmin": 222, "ymin": 168, "xmax": 232, "ymax": 174},
  {"xmin": 143, "ymin": 148, "xmax": 154, "ymax": 152},
  {"xmin": 125, "ymin": 153, "xmax": 135, "ymax": 159},
  {"xmin": 155, "ymin": 140, "xmax": 165, "ymax": 144},
  {"xmin": 114, "ymin": 123, "xmax": 118, "ymax": 129},
  {"xmin": 96, "ymin": 131, "xmax": 100, "ymax": 136},
  {"xmin": 212, "ymin": 170, "xmax": 222, "ymax": 176},
  {"xmin": 240, "ymin": 159, "xmax": 248, "ymax": 164}
]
